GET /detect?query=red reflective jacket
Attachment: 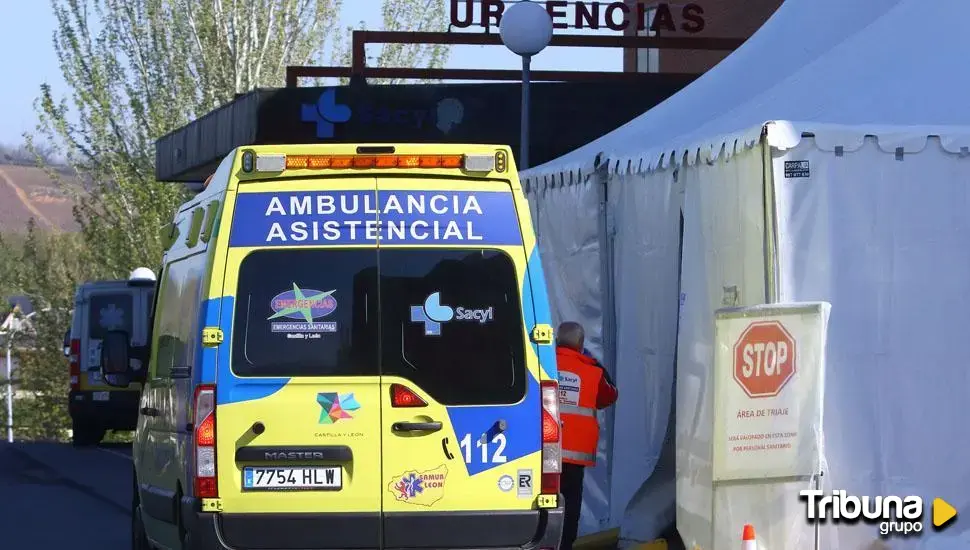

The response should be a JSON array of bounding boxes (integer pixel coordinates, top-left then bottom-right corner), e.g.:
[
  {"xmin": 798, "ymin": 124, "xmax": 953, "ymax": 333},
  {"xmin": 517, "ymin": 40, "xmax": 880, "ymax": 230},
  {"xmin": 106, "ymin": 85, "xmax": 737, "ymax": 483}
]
[{"xmin": 556, "ymin": 347, "xmax": 618, "ymax": 466}]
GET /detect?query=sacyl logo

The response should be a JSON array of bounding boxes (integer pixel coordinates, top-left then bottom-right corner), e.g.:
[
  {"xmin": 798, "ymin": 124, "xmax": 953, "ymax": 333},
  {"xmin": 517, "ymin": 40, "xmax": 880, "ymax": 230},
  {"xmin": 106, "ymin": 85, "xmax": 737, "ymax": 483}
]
[
  {"xmin": 410, "ymin": 292, "xmax": 453, "ymax": 336},
  {"xmin": 410, "ymin": 291, "xmax": 493, "ymax": 336},
  {"xmin": 799, "ymin": 490, "xmax": 923, "ymax": 537},
  {"xmin": 301, "ymin": 88, "xmax": 351, "ymax": 139}
]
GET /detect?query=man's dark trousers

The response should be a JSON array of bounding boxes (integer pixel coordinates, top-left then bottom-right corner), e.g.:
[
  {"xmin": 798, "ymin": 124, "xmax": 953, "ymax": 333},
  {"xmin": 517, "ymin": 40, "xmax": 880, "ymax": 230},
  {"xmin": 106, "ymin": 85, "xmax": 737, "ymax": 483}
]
[{"xmin": 560, "ymin": 462, "xmax": 585, "ymax": 550}]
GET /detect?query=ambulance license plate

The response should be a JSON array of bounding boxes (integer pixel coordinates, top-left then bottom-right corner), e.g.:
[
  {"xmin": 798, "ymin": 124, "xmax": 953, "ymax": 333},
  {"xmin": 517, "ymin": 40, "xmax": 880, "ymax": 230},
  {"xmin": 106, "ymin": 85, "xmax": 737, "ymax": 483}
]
[{"xmin": 242, "ymin": 467, "xmax": 341, "ymax": 491}]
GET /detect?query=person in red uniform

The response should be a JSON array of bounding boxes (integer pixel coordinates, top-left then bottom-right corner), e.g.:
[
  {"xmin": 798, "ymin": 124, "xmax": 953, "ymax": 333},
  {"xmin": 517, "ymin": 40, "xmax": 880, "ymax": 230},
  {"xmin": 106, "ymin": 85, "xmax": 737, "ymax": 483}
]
[{"xmin": 555, "ymin": 321, "xmax": 618, "ymax": 550}]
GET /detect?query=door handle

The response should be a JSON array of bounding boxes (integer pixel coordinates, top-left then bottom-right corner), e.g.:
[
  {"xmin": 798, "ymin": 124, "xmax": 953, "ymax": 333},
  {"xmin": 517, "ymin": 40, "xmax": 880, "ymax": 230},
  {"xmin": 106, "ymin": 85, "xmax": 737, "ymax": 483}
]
[
  {"xmin": 392, "ymin": 421, "xmax": 442, "ymax": 433},
  {"xmin": 140, "ymin": 406, "xmax": 159, "ymax": 416}
]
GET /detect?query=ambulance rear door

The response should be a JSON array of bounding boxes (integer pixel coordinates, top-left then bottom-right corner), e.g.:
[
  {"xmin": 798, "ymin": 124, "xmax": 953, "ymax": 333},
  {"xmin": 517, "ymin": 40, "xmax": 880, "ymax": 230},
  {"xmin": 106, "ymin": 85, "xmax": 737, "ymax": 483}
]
[{"xmin": 376, "ymin": 179, "xmax": 546, "ymax": 549}]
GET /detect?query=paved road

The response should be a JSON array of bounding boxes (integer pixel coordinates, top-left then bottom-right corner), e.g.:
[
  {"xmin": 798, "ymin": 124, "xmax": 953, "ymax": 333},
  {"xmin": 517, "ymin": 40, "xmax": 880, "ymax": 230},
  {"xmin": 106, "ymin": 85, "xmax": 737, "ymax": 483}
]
[{"xmin": 0, "ymin": 442, "xmax": 132, "ymax": 548}]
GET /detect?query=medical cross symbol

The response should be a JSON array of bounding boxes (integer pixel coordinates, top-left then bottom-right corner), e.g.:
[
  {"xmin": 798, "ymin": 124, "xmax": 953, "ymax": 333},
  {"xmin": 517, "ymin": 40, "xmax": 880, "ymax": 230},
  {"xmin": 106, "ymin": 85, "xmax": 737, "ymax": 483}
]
[
  {"xmin": 410, "ymin": 292, "xmax": 454, "ymax": 336},
  {"xmin": 301, "ymin": 88, "xmax": 351, "ymax": 139}
]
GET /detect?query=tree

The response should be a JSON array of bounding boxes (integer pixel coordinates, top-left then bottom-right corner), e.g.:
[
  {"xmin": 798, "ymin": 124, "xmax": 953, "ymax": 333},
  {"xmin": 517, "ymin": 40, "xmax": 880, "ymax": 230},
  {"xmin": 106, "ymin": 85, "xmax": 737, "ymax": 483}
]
[
  {"xmin": 0, "ymin": 232, "xmax": 26, "ymax": 300},
  {"xmin": 34, "ymin": 0, "xmax": 451, "ymax": 279},
  {"xmin": 337, "ymin": 0, "xmax": 450, "ymax": 85},
  {"xmin": 6, "ymin": 308, "xmax": 73, "ymax": 442},
  {"xmin": 15, "ymin": 221, "xmax": 89, "ymax": 308},
  {"xmin": 0, "ymin": 223, "xmax": 85, "ymax": 441}
]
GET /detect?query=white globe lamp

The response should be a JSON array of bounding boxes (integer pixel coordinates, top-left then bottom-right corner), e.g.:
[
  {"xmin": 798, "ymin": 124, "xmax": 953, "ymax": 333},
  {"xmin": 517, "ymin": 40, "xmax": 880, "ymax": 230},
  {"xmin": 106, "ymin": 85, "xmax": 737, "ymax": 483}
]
[
  {"xmin": 499, "ymin": 1, "xmax": 553, "ymax": 57},
  {"xmin": 499, "ymin": 0, "xmax": 554, "ymax": 170}
]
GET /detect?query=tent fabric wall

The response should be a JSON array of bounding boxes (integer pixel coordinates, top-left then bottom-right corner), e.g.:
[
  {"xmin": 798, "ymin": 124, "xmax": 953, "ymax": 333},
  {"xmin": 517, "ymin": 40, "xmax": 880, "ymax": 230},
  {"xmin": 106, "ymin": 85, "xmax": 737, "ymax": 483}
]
[
  {"xmin": 526, "ymin": 177, "xmax": 612, "ymax": 533},
  {"xmin": 529, "ymin": 178, "xmax": 605, "ymax": 360},
  {"xmin": 526, "ymin": 145, "xmax": 771, "ymax": 542},
  {"xmin": 526, "ymin": 169, "xmax": 688, "ymax": 539},
  {"xmin": 673, "ymin": 128, "xmax": 970, "ymax": 549},
  {"xmin": 673, "ymin": 145, "xmax": 768, "ymax": 550},
  {"xmin": 529, "ymin": 127, "xmax": 970, "ymax": 547},
  {"xmin": 772, "ymin": 135, "xmax": 970, "ymax": 549},
  {"xmin": 606, "ymin": 171, "xmax": 683, "ymax": 542}
]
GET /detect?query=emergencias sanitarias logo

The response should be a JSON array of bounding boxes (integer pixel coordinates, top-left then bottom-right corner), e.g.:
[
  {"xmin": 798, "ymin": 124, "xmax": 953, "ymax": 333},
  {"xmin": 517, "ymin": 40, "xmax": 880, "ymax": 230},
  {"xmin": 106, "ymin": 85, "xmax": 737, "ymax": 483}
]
[{"xmin": 799, "ymin": 490, "xmax": 958, "ymax": 537}]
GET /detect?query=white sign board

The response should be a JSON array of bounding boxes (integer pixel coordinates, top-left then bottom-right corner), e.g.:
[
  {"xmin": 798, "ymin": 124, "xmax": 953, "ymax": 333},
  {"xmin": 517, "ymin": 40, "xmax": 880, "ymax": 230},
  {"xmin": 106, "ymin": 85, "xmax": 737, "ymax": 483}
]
[{"xmin": 712, "ymin": 302, "xmax": 830, "ymax": 482}]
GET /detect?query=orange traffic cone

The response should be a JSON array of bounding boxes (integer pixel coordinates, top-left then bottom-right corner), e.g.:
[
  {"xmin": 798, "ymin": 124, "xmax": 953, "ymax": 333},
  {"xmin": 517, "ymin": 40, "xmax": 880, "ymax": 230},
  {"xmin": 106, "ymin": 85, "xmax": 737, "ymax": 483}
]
[{"xmin": 741, "ymin": 524, "xmax": 756, "ymax": 550}]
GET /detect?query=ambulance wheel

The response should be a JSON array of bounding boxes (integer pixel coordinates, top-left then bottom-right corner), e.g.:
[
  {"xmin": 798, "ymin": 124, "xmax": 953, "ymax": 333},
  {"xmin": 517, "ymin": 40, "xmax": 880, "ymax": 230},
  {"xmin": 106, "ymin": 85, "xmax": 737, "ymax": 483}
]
[
  {"xmin": 176, "ymin": 487, "xmax": 195, "ymax": 550},
  {"xmin": 132, "ymin": 505, "xmax": 152, "ymax": 550}
]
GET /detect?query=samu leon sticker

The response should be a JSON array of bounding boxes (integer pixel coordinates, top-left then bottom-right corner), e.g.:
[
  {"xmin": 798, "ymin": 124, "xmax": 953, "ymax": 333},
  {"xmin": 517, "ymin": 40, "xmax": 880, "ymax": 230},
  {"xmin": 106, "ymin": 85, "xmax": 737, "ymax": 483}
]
[{"xmin": 268, "ymin": 283, "xmax": 338, "ymax": 334}]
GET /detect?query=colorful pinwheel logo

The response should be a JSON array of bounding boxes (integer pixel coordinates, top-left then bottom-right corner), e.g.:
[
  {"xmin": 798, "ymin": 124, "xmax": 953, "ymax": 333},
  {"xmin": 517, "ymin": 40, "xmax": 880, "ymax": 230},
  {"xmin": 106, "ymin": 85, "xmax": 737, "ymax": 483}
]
[{"xmin": 316, "ymin": 392, "xmax": 361, "ymax": 424}]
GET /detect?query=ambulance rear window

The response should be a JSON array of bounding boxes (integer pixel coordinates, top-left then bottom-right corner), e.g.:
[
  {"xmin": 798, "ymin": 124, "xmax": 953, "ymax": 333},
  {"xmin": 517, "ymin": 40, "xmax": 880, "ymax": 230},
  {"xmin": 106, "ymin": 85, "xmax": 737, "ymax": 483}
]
[
  {"xmin": 231, "ymin": 246, "xmax": 528, "ymax": 402},
  {"xmin": 88, "ymin": 293, "xmax": 134, "ymax": 340},
  {"xmin": 231, "ymin": 249, "xmax": 378, "ymax": 377},
  {"xmin": 379, "ymin": 248, "xmax": 527, "ymax": 405}
]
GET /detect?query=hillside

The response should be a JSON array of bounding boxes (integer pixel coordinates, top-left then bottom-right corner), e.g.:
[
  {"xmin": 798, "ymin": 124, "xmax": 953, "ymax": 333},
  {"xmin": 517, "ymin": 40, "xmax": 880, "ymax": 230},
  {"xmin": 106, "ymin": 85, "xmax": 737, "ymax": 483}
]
[{"xmin": 0, "ymin": 163, "xmax": 79, "ymax": 233}]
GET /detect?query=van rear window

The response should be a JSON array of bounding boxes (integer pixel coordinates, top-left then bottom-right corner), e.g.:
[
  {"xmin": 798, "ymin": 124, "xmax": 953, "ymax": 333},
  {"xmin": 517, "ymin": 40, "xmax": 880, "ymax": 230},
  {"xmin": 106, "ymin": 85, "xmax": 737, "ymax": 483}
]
[
  {"xmin": 379, "ymin": 249, "xmax": 526, "ymax": 405},
  {"xmin": 231, "ymin": 249, "xmax": 379, "ymax": 378},
  {"xmin": 231, "ymin": 248, "xmax": 527, "ymax": 406},
  {"xmin": 88, "ymin": 293, "xmax": 134, "ymax": 340}
]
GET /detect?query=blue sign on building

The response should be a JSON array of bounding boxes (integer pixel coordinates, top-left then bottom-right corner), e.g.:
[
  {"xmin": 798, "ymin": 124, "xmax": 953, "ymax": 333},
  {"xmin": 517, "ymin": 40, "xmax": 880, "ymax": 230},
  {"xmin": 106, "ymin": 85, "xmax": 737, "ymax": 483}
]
[{"xmin": 300, "ymin": 89, "xmax": 352, "ymax": 138}]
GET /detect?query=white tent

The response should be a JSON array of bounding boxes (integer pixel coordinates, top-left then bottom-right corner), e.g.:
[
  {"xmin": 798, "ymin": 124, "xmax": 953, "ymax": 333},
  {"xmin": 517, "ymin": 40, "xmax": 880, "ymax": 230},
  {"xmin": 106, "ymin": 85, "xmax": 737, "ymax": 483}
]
[{"xmin": 523, "ymin": 0, "xmax": 970, "ymax": 547}]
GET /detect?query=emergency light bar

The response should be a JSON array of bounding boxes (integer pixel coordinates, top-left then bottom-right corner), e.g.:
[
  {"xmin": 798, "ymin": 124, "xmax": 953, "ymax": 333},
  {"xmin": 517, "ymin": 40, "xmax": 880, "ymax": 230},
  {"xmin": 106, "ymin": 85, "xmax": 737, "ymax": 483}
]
[{"xmin": 241, "ymin": 150, "xmax": 502, "ymax": 174}]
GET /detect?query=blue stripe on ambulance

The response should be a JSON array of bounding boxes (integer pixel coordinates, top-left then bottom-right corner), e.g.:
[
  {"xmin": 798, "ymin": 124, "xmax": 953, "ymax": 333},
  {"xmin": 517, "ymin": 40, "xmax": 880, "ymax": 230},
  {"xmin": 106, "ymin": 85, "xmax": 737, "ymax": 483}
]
[
  {"xmin": 200, "ymin": 295, "xmax": 290, "ymax": 405},
  {"xmin": 522, "ymin": 246, "xmax": 557, "ymax": 380},
  {"xmin": 445, "ymin": 374, "xmax": 541, "ymax": 476},
  {"xmin": 197, "ymin": 297, "xmax": 221, "ymax": 385}
]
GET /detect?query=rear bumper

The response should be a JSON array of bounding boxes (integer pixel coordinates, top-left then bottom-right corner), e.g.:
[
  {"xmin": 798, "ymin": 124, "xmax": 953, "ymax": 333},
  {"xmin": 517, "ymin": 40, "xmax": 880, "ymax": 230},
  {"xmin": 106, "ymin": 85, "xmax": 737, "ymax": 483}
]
[
  {"xmin": 68, "ymin": 390, "xmax": 140, "ymax": 430},
  {"xmin": 182, "ymin": 500, "xmax": 563, "ymax": 550}
]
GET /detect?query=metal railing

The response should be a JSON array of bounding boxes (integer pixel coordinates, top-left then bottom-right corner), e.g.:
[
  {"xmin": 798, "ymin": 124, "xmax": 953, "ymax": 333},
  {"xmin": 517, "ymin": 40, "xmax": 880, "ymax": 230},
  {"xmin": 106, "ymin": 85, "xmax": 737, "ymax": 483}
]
[{"xmin": 285, "ymin": 29, "xmax": 746, "ymax": 87}]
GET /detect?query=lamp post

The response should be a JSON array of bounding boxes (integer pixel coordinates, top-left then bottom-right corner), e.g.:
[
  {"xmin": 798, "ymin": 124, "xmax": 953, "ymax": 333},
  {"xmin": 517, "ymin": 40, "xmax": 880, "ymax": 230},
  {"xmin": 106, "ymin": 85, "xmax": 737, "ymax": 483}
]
[
  {"xmin": 5, "ymin": 337, "xmax": 10, "ymax": 443},
  {"xmin": 1, "ymin": 330, "xmax": 10, "ymax": 443},
  {"xmin": 499, "ymin": 0, "xmax": 553, "ymax": 171}
]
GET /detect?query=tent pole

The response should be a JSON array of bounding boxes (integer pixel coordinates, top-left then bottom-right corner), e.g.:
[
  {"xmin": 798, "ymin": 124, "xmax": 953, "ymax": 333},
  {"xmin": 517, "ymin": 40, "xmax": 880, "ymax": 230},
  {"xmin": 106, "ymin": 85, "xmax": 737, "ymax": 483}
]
[
  {"xmin": 760, "ymin": 130, "xmax": 780, "ymax": 303},
  {"xmin": 595, "ymin": 158, "xmax": 618, "ymax": 522}
]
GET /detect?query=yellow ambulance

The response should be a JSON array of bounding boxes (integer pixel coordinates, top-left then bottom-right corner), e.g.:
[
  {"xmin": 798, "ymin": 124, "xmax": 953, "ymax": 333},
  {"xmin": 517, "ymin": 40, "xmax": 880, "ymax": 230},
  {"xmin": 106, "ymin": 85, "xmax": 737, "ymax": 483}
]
[{"xmin": 101, "ymin": 144, "xmax": 564, "ymax": 550}]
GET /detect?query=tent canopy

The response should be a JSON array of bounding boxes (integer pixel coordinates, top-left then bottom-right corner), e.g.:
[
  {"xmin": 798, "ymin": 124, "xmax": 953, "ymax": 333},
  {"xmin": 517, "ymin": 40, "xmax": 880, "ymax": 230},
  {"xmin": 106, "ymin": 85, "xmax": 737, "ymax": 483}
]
[{"xmin": 522, "ymin": 0, "xmax": 970, "ymax": 185}]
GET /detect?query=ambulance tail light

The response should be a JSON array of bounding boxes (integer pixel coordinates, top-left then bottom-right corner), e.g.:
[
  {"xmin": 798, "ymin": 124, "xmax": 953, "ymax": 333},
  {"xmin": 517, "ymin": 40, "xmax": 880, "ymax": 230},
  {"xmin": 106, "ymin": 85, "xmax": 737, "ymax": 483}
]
[
  {"xmin": 390, "ymin": 383, "xmax": 427, "ymax": 408},
  {"xmin": 68, "ymin": 339, "xmax": 81, "ymax": 391},
  {"xmin": 540, "ymin": 380, "xmax": 561, "ymax": 494},
  {"xmin": 193, "ymin": 384, "xmax": 218, "ymax": 498}
]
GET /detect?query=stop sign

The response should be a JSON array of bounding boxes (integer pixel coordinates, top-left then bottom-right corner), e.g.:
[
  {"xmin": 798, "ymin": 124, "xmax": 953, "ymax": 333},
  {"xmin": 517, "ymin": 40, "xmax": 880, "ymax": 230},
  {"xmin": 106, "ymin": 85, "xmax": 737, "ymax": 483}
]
[{"xmin": 733, "ymin": 321, "xmax": 796, "ymax": 398}]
